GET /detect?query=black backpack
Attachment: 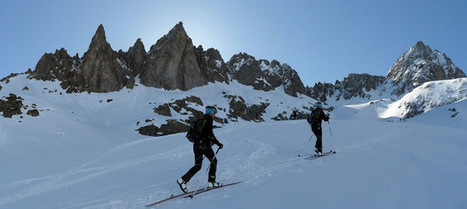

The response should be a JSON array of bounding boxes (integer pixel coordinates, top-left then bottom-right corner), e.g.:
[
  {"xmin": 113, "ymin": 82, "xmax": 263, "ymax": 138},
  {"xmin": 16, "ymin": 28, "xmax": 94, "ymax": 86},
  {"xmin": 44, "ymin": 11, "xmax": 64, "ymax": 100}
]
[
  {"xmin": 307, "ymin": 108, "xmax": 320, "ymax": 125},
  {"xmin": 186, "ymin": 118, "xmax": 207, "ymax": 142}
]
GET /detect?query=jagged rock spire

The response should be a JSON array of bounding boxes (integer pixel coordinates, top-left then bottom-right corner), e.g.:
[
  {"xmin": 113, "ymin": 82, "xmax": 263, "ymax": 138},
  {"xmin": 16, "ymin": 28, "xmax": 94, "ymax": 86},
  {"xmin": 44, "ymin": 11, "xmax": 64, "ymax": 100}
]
[
  {"xmin": 74, "ymin": 24, "xmax": 128, "ymax": 93},
  {"xmin": 140, "ymin": 22, "xmax": 208, "ymax": 90},
  {"xmin": 126, "ymin": 38, "xmax": 147, "ymax": 76}
]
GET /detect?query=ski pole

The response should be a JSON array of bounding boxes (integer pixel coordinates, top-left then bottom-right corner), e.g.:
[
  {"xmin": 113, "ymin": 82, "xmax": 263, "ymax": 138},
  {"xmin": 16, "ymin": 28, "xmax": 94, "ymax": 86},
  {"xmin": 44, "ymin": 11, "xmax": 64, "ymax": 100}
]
[
  {"xmin": 327, "ymin": 121, "xmax": 332, "ymax": 137},
  {"xmin": 307, "ymin": 125, "xmax": 313, "ymax": 143},
  {"xmin": 205, "ymin": 146, "xmax": 221, "ymax": 172},
  {"xmin": 307, "ymin": 134, "xmax": 313, "ymax": 143}
]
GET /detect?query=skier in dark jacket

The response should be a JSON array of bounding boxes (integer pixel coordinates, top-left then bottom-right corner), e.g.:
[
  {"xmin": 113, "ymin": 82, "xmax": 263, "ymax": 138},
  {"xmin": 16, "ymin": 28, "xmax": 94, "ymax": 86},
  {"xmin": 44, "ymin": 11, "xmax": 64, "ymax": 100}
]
[
  {"xmin": 307, "ymin": 102, "xmax": 329, "ymax": 155},
  {"xmin": 177, "ymin": 106, "xmax": 224, "ymax": 193}
]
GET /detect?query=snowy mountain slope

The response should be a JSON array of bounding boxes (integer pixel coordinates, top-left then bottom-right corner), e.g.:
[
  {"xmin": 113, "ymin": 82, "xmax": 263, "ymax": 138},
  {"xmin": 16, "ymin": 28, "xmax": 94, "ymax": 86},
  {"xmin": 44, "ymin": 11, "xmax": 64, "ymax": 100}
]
[
  {"xmin": 1, "ymin": 114, "xmax": 466, "ymax": 208},
  {"xmin": 328, "ymin": 78, "xmax": 467, "ymax": 121},
  {"xmin": 380, "ymin": 78, "xmax": 467, "ymax": 119},
  {"xmin": 408, "ymin": 97, "xmax": 467, "ymax": 129},
  {"xmin": 0, "ymin": 74, "xmax": 315, "ymax": 131},
  {"xmin": 0, "ymin": 75, "xmax": 466, "ymax": 209}
]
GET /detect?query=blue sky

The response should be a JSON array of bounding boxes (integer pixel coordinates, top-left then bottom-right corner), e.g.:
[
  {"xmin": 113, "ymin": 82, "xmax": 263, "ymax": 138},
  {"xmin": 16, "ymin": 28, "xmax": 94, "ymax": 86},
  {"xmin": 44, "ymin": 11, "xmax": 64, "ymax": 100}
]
[{"xmin": 0, "ymin": 0, "xmax": 465, "ymax": 86}]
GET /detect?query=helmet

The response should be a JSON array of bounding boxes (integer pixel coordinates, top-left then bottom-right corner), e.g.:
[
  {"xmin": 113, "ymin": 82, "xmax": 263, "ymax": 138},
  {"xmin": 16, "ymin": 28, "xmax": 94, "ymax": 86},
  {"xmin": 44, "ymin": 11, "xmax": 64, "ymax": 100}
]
[
  {"xmin": 316, "ymin": 102, "xmax": 322, "ymax": 108},
  {"xmin": 206, "ymin": 106, "xmax": 218, "ymax": 114}
]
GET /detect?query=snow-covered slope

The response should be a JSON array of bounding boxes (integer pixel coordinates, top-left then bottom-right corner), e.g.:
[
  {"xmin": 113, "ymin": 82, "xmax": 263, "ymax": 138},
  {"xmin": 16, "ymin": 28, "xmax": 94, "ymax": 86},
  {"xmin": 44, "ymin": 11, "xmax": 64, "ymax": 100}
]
[
  {"xmin": 380, "ymin": 78, "xmax": 467, "ymax": 119},
  {"xmin": 0, "ymin": 75, "xmax": 466, "ymax": 209}
]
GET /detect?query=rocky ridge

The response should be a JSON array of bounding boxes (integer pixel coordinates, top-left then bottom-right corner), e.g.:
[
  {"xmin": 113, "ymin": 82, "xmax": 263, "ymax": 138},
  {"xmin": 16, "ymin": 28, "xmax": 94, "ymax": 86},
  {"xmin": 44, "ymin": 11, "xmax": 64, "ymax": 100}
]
[
  {"xmin": 11, "ymin": 23, "xmax": 467, "ymax": 135},
  {"xmin": 309, "ymin": 41, "xmax": 465, "ymax": 104},
  {"xmin": 28, "ymin": 22, "xmax": 302, "ymax": 97}
]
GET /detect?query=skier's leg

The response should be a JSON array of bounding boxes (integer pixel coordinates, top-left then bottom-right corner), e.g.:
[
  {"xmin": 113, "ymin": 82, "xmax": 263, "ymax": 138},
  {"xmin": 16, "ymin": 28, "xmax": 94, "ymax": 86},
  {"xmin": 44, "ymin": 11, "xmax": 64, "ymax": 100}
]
[
  {"xmin": 313, "ymin": 126, "xmax": 323, "ymax": 152},
  {"xmin": 315, "ymin": 129, "xmax": 323, "ymax": 152},
  {"xmin": 181, "ymin": 145, "xmax": 203, "ymax": 182},
  {"xmin": 204, "ymin": 147, "xmax": 217, "ymax": 183}
]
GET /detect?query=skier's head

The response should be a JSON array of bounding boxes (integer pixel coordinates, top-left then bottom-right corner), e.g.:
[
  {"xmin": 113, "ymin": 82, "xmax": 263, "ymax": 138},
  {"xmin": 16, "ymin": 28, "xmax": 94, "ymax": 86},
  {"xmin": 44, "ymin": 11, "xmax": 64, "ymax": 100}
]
[
  {"xmin": 206, "ymin": 106, "xmax": 217, "ymax": 117},
  {"xmin": 316, "ymin": 102, "xmax": 322, "ymax": 108}
]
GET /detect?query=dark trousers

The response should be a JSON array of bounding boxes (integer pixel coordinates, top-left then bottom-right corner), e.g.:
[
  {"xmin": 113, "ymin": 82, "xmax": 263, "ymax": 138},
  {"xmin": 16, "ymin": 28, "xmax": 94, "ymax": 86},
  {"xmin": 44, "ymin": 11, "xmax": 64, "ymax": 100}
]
[
  {"xmin": 312, "ymin": 125, "xmax": 323, "ymax": 151},
  {"xmin": 181, "ymin": 144, "xmax": 217, "ymax": 183}
]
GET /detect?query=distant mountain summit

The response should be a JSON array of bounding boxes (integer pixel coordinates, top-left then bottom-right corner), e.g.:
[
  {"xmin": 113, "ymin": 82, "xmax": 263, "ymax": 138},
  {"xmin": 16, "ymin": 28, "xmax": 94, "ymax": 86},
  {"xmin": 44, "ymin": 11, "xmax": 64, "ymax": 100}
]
[
  {"xmin": 386, "ymin": 41, "xmax": 466, "ymax": 95},
  {"xmin": 310, "ymin": 41, "xmax": 466, "ymax": 102}
]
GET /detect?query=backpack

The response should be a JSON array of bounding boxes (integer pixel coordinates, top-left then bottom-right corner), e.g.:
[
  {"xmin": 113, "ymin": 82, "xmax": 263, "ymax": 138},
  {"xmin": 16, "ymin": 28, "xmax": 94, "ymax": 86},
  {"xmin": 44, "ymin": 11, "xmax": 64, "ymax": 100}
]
[
  {"xmin": 307, "ymin": 108, "xmax": 320, "ymax": 125},
  {"xmin": 186, "ymin": 118, "xmax": 207, "ymax": 142}
]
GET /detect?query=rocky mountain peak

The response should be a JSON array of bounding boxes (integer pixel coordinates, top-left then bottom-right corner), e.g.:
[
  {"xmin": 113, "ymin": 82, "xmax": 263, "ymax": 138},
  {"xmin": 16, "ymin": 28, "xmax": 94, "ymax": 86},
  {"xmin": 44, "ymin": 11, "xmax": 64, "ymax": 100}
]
[
  {"xmin": 148, "ymin": 22, "xmax": 187, "ymax": 54},
  {"xmin": 29, "ymin": 48, "xmax": 78, "ymax": 81},
  {"xmin": 141, "ymin": 22, "xmax": 207, "ymax": 90},
  {"xmin": 71, "ymin": 25, "xmax": 128, "ymax": 93},
  {"xmin": 386, "ymin": 41, "xmax": 465, "ymax": 95},
  {"xmin": 89, "ymin": 24, "xmax": 107, "ymax": 49},
  {"xmin": 226, "ymin": 52, "xmax": 306, "ymax": 97},
  {"xmin": 194, "ymin": 46, "xmax": 229, "ymax": 84},
  {"xmin": 125, "ymin": 38, "xmax": 147, "ymax": 77}
]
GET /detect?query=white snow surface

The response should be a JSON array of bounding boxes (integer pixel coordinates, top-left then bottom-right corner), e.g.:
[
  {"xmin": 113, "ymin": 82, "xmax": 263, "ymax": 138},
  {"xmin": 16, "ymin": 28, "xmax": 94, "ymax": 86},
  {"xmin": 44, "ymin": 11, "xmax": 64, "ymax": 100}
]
[
  {"xmin": 381, "ymin": 78, "xmax": 467, "ymax": 118},
  {"xmin": 0, "ymin": 75, "xmax": 466, "ymax": 209}
]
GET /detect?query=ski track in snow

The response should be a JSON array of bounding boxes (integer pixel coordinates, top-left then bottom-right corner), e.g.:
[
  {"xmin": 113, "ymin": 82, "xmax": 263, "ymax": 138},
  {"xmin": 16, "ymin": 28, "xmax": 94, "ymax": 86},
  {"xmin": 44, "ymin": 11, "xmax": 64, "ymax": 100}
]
[
  {"xmin": 1, "ymin": 118, "xmax": 465, "ymax": 209},
  {"xmin": 0, "ymin": 137, "xmax": 190, "ymax": 206}
]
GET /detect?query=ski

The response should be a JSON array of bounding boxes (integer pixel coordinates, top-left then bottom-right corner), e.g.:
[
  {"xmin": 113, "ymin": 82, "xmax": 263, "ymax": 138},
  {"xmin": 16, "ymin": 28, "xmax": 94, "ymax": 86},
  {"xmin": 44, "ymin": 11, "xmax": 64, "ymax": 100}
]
[
  {"xmin": 304, "ymin": 150, "xmax": 336, "ymax": 160},
  {"xmin": 145, "ymin": 181, "xmax": 242, "ymax": 208}
]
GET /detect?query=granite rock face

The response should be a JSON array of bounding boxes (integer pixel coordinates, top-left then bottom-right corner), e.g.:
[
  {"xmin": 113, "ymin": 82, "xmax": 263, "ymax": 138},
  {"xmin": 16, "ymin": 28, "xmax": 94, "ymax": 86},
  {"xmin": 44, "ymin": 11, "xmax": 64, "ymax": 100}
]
[
  {"xmin": 227, "ymin": 53, "xmax": 307, "ymax": 97},
  {"xmin": 73, "ymin": 25, "xmax": 128, "ymax": 93},
  {"xmin": 141, "ymin": 22, "xmax": 208, "ymax": 90}
]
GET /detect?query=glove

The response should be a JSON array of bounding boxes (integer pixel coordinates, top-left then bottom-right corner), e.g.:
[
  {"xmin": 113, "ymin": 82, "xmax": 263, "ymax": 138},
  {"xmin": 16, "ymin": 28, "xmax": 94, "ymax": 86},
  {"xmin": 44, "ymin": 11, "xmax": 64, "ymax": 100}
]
[{"xmin": 217, "ymin": 142, "xmax": 224, "ymax": 149}]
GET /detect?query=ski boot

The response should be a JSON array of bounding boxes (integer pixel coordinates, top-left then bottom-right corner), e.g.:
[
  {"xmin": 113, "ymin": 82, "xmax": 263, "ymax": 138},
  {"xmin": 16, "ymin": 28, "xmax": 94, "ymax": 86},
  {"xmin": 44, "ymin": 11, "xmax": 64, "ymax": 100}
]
[
  {"xmin": 177, "ymin": 178, "xmax": 188, "ymax": 193},
  {"xmin": 315, "ymin": 148, "xmax": 323, "ymax": 156},
  {"xmin": 208, "ymin": 181, "xmax": 222, "ymax": 189}
]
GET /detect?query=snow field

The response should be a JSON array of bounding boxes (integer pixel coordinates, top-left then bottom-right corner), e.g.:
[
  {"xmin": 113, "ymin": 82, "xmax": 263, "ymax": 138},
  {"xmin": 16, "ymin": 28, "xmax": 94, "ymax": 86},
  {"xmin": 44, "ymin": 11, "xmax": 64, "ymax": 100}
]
[{"xmin": 0, "ymin": 75, "xmax": 466, "ymax": 208}]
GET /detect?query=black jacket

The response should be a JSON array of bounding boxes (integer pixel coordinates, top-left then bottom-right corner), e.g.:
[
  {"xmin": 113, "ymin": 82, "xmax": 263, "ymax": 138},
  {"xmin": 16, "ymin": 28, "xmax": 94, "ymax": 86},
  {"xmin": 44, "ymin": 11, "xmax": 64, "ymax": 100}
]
[
  {"xmin": 195, "ymin": 114, "xmax": 220, "ymax": 147},
  {"xmin": 307, "ymin": 108, "xmax": 329, "ymax": 127}
]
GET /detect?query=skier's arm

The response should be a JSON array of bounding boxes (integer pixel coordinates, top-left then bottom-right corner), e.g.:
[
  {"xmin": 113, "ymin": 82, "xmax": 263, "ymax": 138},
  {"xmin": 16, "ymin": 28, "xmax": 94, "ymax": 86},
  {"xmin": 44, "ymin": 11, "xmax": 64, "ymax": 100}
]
[
  {"xmin": 321, "ymin": 110, "xmax": 329, "ymax": 121},
  {"xmin": 205, "ymin": 118, "xmax": 223, "ymax": 148}
]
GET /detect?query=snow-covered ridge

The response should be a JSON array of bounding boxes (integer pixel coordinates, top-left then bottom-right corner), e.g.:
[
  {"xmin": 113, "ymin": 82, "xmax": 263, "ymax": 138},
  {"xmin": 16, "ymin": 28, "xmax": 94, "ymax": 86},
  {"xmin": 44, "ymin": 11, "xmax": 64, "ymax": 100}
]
[{"xmin": 381, "ymin": 78, "xmax": 467, "ymax": 119}]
